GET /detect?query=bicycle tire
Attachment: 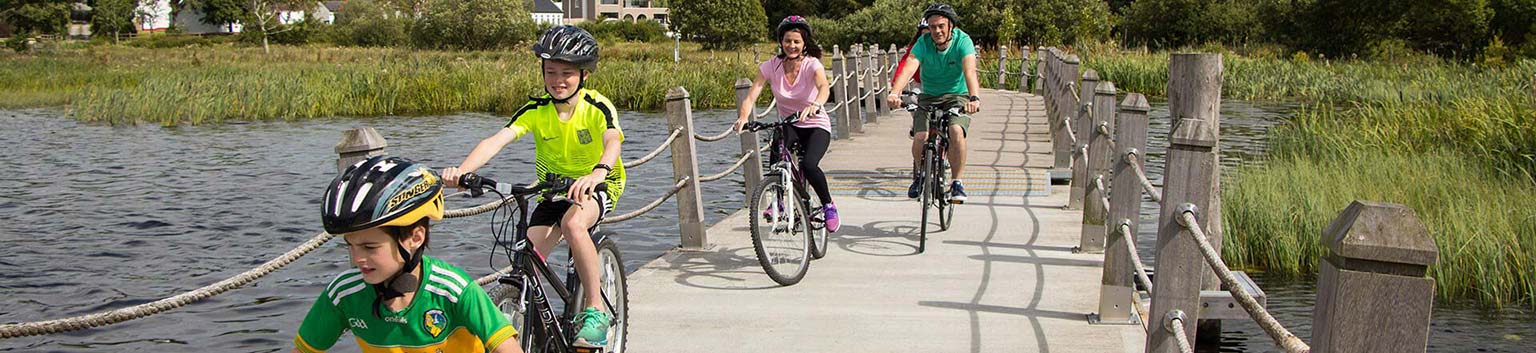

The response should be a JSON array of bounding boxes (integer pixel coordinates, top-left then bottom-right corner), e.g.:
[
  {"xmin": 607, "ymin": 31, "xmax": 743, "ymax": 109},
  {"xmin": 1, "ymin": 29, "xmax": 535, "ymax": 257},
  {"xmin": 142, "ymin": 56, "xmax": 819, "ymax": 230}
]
[
  {"xmin": 935, "ymin": 157, "xmax": 953, "ymax": 231},
  {"xmin": 809, "ymin": 198, "xmax": 829, "ymax": 260},
  {"xmin": 749, "ymin": 178, "xmax": 811, "ymax": 285},
  {"xmin": 567, "ymin": 238, "xmax": 629, "ymax": 352},
  {"xmin": 919, "ymin": 148, "xmax": 936, "ymax": 253},
  {"xmin": 490, "ymin": 276, "xmax": 543, "ymax": 353}
]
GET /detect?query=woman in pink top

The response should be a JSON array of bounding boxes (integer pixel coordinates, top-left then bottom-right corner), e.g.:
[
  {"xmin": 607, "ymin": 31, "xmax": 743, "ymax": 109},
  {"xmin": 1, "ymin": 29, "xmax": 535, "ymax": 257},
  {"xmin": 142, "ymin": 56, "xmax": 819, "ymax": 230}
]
[{"xmin": 733, "ymin": 15, "xmax": 840, "ymax": 232}]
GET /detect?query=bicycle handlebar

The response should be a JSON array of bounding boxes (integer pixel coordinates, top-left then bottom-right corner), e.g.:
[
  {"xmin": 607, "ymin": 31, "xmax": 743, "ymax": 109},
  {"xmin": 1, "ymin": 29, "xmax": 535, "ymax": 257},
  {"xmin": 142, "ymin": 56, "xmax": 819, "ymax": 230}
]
[
  {"xmin": 742, "ymin": 112, "xmax": 804, "ymax": 132},
  {"xmin": 457, "ymin": 172, "xmax": 607, "ymax": 199},
  {"xmin": 899, "ymin": 93, "xmax": 963, "ymax": 115}
]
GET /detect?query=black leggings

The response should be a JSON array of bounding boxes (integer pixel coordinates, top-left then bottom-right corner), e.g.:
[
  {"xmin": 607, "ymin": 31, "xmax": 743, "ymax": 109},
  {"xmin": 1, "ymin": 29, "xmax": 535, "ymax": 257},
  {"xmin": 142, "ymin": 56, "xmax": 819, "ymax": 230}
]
[{"xmin": 771, "ymin": 125, "xmax": 833, "ymax": 205}]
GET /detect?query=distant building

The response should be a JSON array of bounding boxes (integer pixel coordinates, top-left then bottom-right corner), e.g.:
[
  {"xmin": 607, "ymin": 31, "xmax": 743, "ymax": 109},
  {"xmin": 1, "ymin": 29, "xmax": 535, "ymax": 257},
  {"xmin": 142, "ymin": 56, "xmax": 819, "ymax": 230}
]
[
  {"xmin": 138, "ymin": 0, "xmax": 330, "ymax": 35},
  {"xmin": 533, "ymin": 0, "xmax": 564, "ymax": 26},
  {"xmin": 562, "ymin": 0, "xmax": 667, "ymax": 25}
]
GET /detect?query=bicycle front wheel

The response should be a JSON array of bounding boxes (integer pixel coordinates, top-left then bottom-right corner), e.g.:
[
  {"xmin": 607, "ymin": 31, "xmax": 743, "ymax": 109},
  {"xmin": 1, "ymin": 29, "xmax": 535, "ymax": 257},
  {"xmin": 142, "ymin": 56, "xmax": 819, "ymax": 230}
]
[
  {"xmin": 490, "ymin": 275, "xmax": 542, "ymax": 353},
  {"xmin": 919, "ymin": 148, "xmax": 936, "ymax": 253},
  {"xmin": 749, "ymin": 178, "xmax": 811, "ymax": 285},
  {"xmin": 567, "ymin": 238, "xmax": 629, "ymax": 353},
  {"xmin": 935, "ymin": 158, "xmax": 953, "ymax": 231},
  {"xmin": 809, "ymin": 198, "xmax": 829, "ymax": 260}
]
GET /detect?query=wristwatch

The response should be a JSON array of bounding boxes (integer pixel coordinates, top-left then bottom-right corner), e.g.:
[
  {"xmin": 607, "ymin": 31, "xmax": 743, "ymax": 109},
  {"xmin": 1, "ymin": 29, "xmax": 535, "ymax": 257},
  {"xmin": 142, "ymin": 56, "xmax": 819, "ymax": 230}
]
[{"xmin": 967, "ymin": 95, "xmax": 980, "ymax": 102}]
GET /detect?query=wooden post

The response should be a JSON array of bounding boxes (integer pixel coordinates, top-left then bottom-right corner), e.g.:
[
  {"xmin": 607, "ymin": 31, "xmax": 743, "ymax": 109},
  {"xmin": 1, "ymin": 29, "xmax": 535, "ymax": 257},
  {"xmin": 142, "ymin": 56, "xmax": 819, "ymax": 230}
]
[
  {"xmin": 1078, "ymin": 80, "xmax": 1116, "ymax": 253},
  {"xmin": 1067, "ymin": 69, "xmax": 1097, "ymax": 210},
  {"xmin": 1093, "ymin": 93, "xmax": 1151, "ymax": 325},
  {"xmin": 665, "ymin": 87, "xmax": 708, "ymax": 249},
  {"xmin": 1038, "ymin": 46, "xmax": 1050, "ymax": 94},
  {"xmin": 861, "ymin": 45, "xmax": 879, "ymax": 128},
  {"xmin": 1048, "ymin": 49, "xmax": 1072, "ymax": 171},
  {"xmin": 848, "ymin": 44, "xmax": 866, "ymax": 134},
  {"xmin": 335, "ymin": 128, "xmax": 388, "ymax": 173},
  {"xmin": 873, "ymin": 46, "xmax": 888, "ymax": 120},
  {"xmin": 735, "ymin": 78, "xmax": 763, "ymax": 208},
  {"xmin": 1311, "ymin": 201, "xmax": 1439, "ymax": 353},
  {"xmin": 1146, "ymin": 53, "xmax": 1223, "ymax": 353},
  {"xmin": 831, "ymin": 46, "xmax": 850, "ymax": 140},
  {"xmin": 997, "ymin": 44, "xmax": 1008, "ymax": 88},
  {"xmin": 1018, "ymin": 47, "xmax": 1031, "ymax": 93}
]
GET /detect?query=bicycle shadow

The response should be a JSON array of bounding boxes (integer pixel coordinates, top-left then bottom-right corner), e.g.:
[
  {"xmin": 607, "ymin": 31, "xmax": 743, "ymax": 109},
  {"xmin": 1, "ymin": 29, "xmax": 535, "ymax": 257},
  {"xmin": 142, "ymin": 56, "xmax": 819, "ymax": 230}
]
[{"xmin": 660, "ymin": 244, "xmax": 783, "ymax": 291}]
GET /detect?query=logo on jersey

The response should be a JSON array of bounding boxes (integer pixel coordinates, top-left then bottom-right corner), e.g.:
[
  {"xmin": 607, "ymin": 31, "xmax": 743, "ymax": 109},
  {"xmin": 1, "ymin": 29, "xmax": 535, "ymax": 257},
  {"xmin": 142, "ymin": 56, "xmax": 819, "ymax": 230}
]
[
  {"xmin": 424, "ymin": 309, "xmax": 447, "ymax": 338},
  {"xmin": 348, "ymin": 318, "xmax": 369, "ymax": 330},
  {"xmin": 577, "ymin": 129, "xmax": 593, "ymax": 144}
]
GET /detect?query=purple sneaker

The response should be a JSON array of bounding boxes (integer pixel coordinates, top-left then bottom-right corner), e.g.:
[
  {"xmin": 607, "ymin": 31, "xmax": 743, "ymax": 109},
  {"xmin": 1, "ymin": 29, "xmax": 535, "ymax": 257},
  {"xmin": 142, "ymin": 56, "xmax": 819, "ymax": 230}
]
[
  {"xmin": 762, "ymin": 200, "xmax": 783, "ymax": 219},
  {"xmin": 824, "ymin": 203, "xmax": 841, "ymax": 233}
]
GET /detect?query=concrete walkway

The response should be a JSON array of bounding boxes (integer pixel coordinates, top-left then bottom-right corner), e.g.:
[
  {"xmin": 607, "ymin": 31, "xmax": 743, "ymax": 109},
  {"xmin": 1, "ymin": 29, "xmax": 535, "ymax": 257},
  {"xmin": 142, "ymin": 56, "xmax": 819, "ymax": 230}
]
[{"xmin": 625, "ymin": 89, "xmax": 1145, "ymax": 352}]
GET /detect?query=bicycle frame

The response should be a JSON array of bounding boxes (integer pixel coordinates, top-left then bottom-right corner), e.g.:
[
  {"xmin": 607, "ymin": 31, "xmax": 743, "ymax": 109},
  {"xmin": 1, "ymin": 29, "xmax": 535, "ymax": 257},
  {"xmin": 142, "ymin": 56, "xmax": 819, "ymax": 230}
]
[
  {"xmin": 762, "ymin": 121, "xmax": 823, "ymax": 224},
  {"xmin": 473, "ymin": 178, "xmax": 618, "ymax": 353}
]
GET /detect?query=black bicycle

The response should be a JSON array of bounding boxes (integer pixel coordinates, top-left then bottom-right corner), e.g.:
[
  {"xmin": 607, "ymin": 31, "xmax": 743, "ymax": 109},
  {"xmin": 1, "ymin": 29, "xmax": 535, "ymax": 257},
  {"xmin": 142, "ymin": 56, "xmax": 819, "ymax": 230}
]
[
  {"xmin": 458, "ymin": 172, "xmax": 628, "ymax": 353},
  {"xmin": 742, "ymin": 113, "xmax": 830, "ymax": 286},
  {"xmin": 903, "ymin": 96, "xmax": 961, "ymax": 253}
]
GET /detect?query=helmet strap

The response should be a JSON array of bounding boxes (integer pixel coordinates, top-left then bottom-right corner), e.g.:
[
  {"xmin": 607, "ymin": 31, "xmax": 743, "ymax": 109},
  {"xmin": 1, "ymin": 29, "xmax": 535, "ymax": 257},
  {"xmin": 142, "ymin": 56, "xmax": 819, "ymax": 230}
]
[{"xmin": 371, "ymin": 226, "xmax": 427, "ymax": 318}]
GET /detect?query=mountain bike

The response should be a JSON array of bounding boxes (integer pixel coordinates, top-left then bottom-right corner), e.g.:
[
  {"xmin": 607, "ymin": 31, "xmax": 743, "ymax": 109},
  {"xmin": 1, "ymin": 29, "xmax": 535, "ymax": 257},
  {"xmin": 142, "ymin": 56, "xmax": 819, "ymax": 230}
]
[
  {"xmin": 458, "ymin": 172, "xmax": 628, "ymax": 353},
  {"xmin": 742, "ymin": 113, "xmax": 830, "ymax": 286},
  {"xmin": 903, "ymin": 96, "xmax": 961, "ymax": 253}
]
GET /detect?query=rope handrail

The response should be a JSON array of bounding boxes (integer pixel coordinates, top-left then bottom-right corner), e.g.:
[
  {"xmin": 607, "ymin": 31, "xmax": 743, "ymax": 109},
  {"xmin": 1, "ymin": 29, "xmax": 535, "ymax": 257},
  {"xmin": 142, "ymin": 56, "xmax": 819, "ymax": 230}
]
[
  {"xmin": 1126, "ymin": 153, "xmax": 1164, "ymax": 204},
  {"xmin": 1095, "ymin": 175, "xmax": 1112, "ymax": 214},
  {"xmin": 1061, "ymin": 118, "xmax": 1081, "ymax": 147},
  {"xmin": 1176, "ymin": 209, "xmax": 1312, "ymax": 353},
  {"xmin": 626, "ymin": 128, "xmax": 682, "ymax": 168},
  {"xmin": 601, "ymin": 177, "xmax": 690, "ymax": 224},
  {"xmin": 824, "ymin": 100, "xmax": 845, "ymax": 114},
  {"xmin": 0, "ymin": 230, "xmax": 338, "ymax": 338},
  {"xmin": 699, "ymin": 150, "xmax": 755, "ymax": 182},
  {"xmin": 1168, "ymin": 314, "xmax": 1196, "ymax": 353},
  {"xmin": 695, "ymin": 127, "xmax": 735, "ymax": 142},
  {"xmin": 1065, "ymin": 82, "xmax": 1082, "ymax": 102},
  {"xmin": 754, "ymin": 99, "xmax": 778, "ymax": 118},
  {"xmin": 1120, "ymin": 222, "xmax": 1155, "ymax": 296}
]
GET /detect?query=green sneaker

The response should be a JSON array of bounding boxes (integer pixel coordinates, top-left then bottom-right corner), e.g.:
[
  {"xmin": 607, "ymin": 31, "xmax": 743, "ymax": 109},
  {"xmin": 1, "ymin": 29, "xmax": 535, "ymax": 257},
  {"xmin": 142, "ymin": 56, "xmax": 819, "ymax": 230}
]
[{"xmin": 573, "ymin": 306, "xmax": 611, "ymax": 347}]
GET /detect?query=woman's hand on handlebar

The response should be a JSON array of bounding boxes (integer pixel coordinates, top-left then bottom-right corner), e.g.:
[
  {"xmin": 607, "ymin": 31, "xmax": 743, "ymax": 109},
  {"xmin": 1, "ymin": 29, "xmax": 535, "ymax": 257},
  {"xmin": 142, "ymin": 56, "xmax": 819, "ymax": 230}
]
[
  {"xmin": 569, "ymin": 170, "xmax": 606, "ymax": 204},
  {"xmin": 733, "ymin": 117, "xmax": 749, "ymax": 134},
  {"xmin": 797, "ymin": 105, "xmax": 821, "ymax": 122}
]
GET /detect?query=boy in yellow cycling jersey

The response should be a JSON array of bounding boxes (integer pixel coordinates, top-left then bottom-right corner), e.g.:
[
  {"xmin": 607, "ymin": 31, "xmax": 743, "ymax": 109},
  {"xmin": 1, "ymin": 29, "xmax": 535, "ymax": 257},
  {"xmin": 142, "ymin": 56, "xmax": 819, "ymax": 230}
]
[
  {"xmin": 294, "ymin": 155, "xmax": 522, "ymax": 353},
  {"xmin": 442, "ymin": 25, "xmax": 624, "ymax": 348}
]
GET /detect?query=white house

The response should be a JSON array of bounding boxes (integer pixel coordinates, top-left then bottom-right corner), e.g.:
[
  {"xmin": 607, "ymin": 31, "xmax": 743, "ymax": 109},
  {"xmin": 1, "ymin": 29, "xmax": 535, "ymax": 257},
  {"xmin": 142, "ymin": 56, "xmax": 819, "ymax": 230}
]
[
  {"xmin": 532, "ymin": 0, "xmax": 564, "ymax": 27},
  {"xmin": 136, "ymin": 0, "xmax": 331, "ymax": 35},
  {"xmin": 134, "ymin": 0, "xmax": 173, "ymax": 32}
]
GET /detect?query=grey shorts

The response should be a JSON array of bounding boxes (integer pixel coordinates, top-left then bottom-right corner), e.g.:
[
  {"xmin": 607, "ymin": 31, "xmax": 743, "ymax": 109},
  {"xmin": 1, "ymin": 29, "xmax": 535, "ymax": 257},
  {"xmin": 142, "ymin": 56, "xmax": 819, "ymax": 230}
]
[{"xmin": 909, "ymin": 93, "xmax": 972, "ymax": 137}]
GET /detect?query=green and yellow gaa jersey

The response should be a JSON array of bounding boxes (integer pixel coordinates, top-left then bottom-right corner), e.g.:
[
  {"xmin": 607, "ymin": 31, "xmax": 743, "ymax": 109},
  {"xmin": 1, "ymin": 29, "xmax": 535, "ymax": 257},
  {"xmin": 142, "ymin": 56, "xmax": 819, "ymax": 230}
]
[
  {"xmin": 294, "ymin": 256, "xmax": 516, "ymax": 353},
  {"xmin": 504, "ymin": 89, "xmax": 627, "ymax": 202}
]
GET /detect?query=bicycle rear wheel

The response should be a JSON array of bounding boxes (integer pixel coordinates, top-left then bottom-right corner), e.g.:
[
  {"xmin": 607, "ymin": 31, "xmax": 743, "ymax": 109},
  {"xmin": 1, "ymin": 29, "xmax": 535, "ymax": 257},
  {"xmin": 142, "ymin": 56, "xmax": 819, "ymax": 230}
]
[
  {"xmin": 749, "ymin": 178, "xmax": 811, "ymax": 285},
  {"xmin": 935, "ymin": 158, "xmax": 953, "ymax": 231},
  {"xmin": 809, "ymin": 199, "xmax": 829, "ymax": 260},
  {"xmin": 567, "ymin": 238, "xmax": 629, "ymax": 352}
]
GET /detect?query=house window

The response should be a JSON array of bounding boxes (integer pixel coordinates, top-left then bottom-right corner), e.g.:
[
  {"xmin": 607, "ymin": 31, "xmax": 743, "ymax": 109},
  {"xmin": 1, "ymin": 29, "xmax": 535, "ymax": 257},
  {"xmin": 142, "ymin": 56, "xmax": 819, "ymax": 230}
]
[
  {"xmin": 601, "ymin": 12, "xmax": 619, "ymax": 19},
  {"xmin": 601, "ymin": 0, "xmax": 617, "ymax": 4},
  {"xmin": 627, "ymin": 0, "xmax": 648, "ymax": 7}
]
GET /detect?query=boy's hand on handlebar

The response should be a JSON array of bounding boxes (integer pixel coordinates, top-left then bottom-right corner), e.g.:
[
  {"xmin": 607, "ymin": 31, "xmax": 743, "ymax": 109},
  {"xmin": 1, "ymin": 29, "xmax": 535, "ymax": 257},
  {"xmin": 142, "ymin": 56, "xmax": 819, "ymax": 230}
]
[
  {"xmin": 570, "ymin": 171, "xmax": 606, "ymax": 204},
  {"xmin": 442, "ymin": 167, "xmax": 466, "ymax": 190}
]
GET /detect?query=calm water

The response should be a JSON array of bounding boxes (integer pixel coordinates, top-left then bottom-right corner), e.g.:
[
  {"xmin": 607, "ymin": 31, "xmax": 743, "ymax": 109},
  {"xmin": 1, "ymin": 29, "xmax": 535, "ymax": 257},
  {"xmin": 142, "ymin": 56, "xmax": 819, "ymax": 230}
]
[{"xmin": 1, "ymin": 103, "xmax": 1531, "ymax": 352}]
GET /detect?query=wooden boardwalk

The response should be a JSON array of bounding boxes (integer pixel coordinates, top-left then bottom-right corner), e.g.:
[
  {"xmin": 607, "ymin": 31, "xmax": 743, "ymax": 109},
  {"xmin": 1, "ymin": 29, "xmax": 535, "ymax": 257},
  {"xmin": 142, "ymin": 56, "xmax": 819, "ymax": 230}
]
[{"xmin": 626, "ymin": 89, "xmax": 1145, "ymax": 352}]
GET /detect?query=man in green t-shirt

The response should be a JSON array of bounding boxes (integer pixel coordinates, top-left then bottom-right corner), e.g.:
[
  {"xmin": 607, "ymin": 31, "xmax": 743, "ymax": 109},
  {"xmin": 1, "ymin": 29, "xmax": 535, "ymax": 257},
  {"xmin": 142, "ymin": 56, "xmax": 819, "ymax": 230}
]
[
  {"xmin": 886, "ymin": 3, "xmax": 982, "ymax": 204},
  {"xmin": 297, "ymin": 156, "xmax": 522, "ymax": 353}
]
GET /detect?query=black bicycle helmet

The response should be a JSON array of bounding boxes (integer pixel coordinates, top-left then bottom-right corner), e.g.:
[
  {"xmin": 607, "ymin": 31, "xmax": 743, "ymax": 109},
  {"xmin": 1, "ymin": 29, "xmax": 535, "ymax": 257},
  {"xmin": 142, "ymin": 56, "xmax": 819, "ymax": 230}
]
[
  {"xmin": 775, "ymin": 15, "xmax": 812, "ymax": 41},
  {"xmin": 532, "ymin": 25, "xmax": 599, "ymax": 70},
  {"xmin": 322, "ymin": 155, "xmax": 445, "ymax": 235},
  {"xmin": 923, "ymin": 3, "xmax": 959, "ymax": 25}
]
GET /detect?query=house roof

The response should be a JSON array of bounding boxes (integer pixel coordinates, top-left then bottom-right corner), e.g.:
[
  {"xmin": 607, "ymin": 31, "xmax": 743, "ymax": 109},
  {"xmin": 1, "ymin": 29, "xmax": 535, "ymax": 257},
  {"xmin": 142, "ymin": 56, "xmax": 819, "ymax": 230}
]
[
  {"xmin": 324, "ymin": 1, "xmax": 344, "ymax": 12},
  {"xmin": 532, "ymin": 0, "xmax": 562, "ymax": 14}
]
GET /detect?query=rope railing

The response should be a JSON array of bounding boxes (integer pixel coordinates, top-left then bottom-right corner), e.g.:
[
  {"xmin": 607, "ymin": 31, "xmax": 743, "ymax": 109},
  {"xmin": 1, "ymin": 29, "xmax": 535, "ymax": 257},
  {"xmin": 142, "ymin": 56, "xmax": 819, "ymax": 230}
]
[
  {"xmin": 1176, "ymin": 208, "xmax": 1312, "ymax": 353},
  {"xmin": 1119, "ymin": 222, "xmax": 1155, "ymax": 296},
  {"xmin": 625, "ymin": 128, "xmax": 683, "ymax": 168},
  {"xmin": 601, "ymin": 177, "xmax": 690, "ymax": 224},
  {"xmin": 1097, "ymin": 122, "xmax": 1118, "ymax": 151},
  {"xmin": 754, "ymin": 99, "xmax": 778, "ymax": 118},
  {"xmin": 1095, "ymin": 175, "xmax": 1112, "ymax": 214},
  {"xmin": 1168, "ymin": 314, "xmax": 1196, "ymax": 353},
  {"xmin": 1126, "ymin": 153, "xmax": 1163, "ymax": 204},
  {"xmin": 699, "ymin": 150, "xmax": 754, "ymax": 182},
  {"xmin": 1061, "ymin": 119, "xmax": 1081, "ymax": 148},
  {"xmin": 695, "ymin": 127, "xmax": 735, "ymax": 142}
]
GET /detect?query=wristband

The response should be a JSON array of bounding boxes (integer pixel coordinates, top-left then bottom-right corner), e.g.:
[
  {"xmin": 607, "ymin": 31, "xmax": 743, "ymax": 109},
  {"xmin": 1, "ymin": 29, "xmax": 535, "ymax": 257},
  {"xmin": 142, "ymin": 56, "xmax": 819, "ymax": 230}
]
[{"xmin": 593, "ymin": 164, "xmax": 612, "ymax": 174}]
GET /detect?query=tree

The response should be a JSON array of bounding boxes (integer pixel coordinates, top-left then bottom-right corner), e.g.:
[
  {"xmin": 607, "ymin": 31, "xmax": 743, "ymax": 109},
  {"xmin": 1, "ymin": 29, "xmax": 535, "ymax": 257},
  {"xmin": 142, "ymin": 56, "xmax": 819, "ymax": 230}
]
[
  {"xmin": 1, "ymin": 0, "xmax": 70, "ymax": 35},
  {"xmin": 198, "ymin": 0, "xmax": 251, "ymax": 33},
  {"xmin": 90, "ymin": 0, "xmax": 136, "ymax": 43},
  {"xmin": 671, "ymin": 0, "xmax": 767, "ymax": 49},
  {"xmin": 1008, "ymin": 0, "xmax": 1112, "ymax": 46},
  {"xmin": 331, "ymin": 0, "xmax": 409, "ymax": 47},
  {"xmin": 243, "ymin": 0, "xmax": 305, "ymax": 53},
  {"xmin": 409, "ymin": 0, "xmax": 535, "ymax": 50}
]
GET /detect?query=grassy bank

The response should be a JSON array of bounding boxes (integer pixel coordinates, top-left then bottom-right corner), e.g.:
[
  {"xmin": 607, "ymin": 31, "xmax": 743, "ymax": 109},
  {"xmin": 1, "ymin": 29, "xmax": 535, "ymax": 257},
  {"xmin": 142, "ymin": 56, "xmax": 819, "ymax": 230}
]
[
  {"xmin": 1070, "ymin": 48, "xmax": 1536, "ymax": 308},
  {"xmin": 0, "ymin": 42, "xmax": 758, "ymax": 125}
]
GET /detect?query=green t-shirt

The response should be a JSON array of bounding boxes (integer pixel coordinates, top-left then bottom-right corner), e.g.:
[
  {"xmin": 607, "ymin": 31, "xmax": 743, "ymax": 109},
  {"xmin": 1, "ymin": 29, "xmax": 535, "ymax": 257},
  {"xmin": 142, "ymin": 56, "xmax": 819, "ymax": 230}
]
[
  {"xmin": 911, "ymin": 27, "xmax": 977, "ymax": 95},
  {"xmin": 504, "ymin": 89, "xmax": 627, "ymax": 202},
  {"xmin": 294, "ymin": 256, "xmax": 517, "ymax": 353}
]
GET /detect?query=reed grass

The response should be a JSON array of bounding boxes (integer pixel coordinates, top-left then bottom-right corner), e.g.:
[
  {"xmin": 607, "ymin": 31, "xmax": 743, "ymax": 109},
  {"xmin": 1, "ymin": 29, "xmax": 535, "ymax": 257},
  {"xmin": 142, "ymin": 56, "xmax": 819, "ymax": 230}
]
[
  {"xmin": 1068, "ymin": 48, "xmax": 1536, "ymax": 308},
  {"xmin": 0, "ymin": 43, "xmax": 758, "ymax": 125}
]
